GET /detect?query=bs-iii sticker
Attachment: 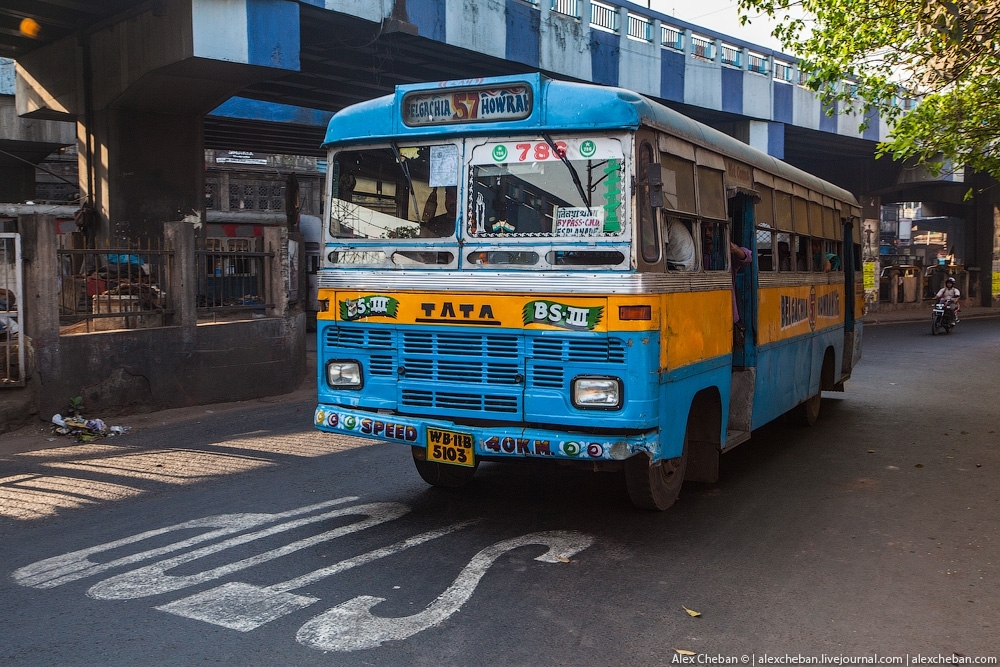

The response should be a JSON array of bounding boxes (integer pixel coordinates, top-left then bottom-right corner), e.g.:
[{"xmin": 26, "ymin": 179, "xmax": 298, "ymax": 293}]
[
  {"xmin": 339, "ymin": 295, "xmax": 398, "ymax": 321},
  {"xmin": 523, "ymin": 300, "xmax": 603, "ymax": 331}
]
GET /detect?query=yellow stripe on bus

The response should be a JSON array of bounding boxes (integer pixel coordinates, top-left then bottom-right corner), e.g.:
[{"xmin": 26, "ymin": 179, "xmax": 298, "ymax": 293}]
[
  {"xmin": 319, "ymin": 290, "xmax": 660, "ymax": 333},
  {"xmin": 757, "ymin": 284, "xmax": 846, "ymax": 345},
  {"xmin": 661, "ymin": 290, "xmax": 733, "ymax": 369}
]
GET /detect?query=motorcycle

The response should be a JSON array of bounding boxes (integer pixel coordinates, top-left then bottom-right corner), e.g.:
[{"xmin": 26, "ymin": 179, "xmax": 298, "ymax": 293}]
[{"xmin": 931, "ymin": 298, "xmax": 958, "ymax": 335}]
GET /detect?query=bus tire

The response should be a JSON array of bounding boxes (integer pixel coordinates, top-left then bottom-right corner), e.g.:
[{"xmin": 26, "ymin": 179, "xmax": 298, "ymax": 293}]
[
  {"xmin": 624, "ymin": 439, "xmax": 687, "ymax": 511},
  {"xmin": 411, "ymin": 446, "xmax": 478, "ymax": 488},
  {"xmin": 789, "ymin": 392, "xmax": 821, "ymax": 427}
]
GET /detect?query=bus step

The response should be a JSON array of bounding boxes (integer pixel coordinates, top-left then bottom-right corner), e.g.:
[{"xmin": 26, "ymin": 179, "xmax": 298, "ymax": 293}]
[{"xmin": 724, "ymin": 429, "xmax": 752, "ymax": 449}]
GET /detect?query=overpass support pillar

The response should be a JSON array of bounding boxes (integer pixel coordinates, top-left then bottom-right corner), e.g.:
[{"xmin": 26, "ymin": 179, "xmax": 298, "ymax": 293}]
[
  {"xmin": 84, "ymin": 108, "xmax": 205, "ymax": 240},
  {"xmin": 747, "ymin": 121, "xmax": 784, "ymax": 160}
]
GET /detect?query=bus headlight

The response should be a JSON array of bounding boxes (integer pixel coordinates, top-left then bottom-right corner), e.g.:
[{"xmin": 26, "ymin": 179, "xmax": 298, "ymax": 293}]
[
  {"xmin": 326, "ymin": 360, "xmax": 362, "ymax": 388},
  {"xmin": 572, "ymin": 376, "xmax": 622, "ymax": 409}
]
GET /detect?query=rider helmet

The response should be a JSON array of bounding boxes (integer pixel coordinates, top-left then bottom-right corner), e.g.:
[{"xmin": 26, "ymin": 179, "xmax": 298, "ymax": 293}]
[{"xmin": 946, "ymin": 277, "xmax": 956, "ymax": 285}]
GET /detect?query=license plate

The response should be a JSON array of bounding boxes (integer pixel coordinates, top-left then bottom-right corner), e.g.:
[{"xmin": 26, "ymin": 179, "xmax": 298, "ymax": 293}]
[{"xmin": 426, "ymin": 428, "xmax": 475, "ymax": 467}]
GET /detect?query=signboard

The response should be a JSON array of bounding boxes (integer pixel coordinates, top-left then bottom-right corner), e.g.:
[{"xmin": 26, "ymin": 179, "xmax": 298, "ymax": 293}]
[
  {"xmin": 216, "ymin": 151, "xmax": 267, "ymax": 165},
  {"xmin": 402, "ymin": 84, "xmax": 532, "ymax": 126},
  {"xmin": 863, "ymin": 260, "xmax": 876, "ymax": 292},
  {"xmin": 554, "ymin": 207, "xmax": 603, "ymax": 237}
]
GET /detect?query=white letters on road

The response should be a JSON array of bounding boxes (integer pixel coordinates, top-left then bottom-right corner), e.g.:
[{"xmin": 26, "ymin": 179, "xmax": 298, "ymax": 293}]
[
  {"xmin": 156, "ymin": 519, "xmax": 477, "ymax": 631},
  {"xmin": 296, "ymin": 530, "xmax": 594, "ymax": 651},
  {"xmin": 88, "ymin": 501, "xmax": 409, "ymax": 600},
  {"xmin": 12, "ymin": 497, "xmax": 359, "ymax": 589},
  {"xmin": 11, "ymin": 498, "xmax": 594, "ymax": 653}
]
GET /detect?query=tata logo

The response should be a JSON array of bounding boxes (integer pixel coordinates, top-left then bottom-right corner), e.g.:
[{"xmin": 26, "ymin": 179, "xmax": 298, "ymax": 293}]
[{"xmin": 417, "ymin": 302, "xmax": 500, "ymax": 326}]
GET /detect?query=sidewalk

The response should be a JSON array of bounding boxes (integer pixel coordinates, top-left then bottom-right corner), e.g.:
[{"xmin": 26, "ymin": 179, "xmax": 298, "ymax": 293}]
[
  {"xmin": 0, "ymin": 334, "xmax": 318, "ymax": 458},
  {"xmin": 863, "ymin": 303, "xmax": 1000, "ymax": 325}
]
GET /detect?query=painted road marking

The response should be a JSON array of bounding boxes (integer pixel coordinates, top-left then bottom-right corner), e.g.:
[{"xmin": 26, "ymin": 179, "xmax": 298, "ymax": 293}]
[
  {"xmin": 12, "ymin": 499, "xmax": 595, "ymax": 653},
  {"xmin": 156, "ymin": 520, "xmax": 477, "ymax": 631},
  {"xmin": 88, "ymin": 501, "xmax": 409, "ymax": 600},
  {"xmin": 12, "ymin": 497, "xmax": 358, "ymax": 589},
  {"xmin": 296, "ymin": 530, "xmax": 594, "ymax": 652}
]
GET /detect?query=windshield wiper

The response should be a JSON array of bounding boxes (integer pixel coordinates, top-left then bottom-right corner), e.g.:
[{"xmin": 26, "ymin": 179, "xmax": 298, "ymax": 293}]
[
  {"xmin": 389, "ymin": 141, "xmax": 421, "ymax": 220},
  {"xmin": 542, "ymin": 133, "xmax": 590, "ymax": 208}
]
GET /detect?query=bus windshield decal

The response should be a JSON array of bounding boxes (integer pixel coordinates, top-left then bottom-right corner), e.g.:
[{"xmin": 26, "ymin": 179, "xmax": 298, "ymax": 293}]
[
  {"xmin": 402, "ymin": 85, "xmax": 532, "ymax": 126},
  {"xmin": 554, "ymin": 207, "xmax": 604, "ymax": 236}
]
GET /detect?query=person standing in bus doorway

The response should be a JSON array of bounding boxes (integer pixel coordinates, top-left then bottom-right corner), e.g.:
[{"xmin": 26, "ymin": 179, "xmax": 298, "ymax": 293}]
[
  {"xmin": 420, "ymin": 186, "xmax": 457, "ymax": 237},
  {"xmin": 729, "ymin": 240, "xmax": 752, "ymax": 348},
  {"xmin": 703, "ymin": 223, "xmax": 752, "ymax": 332}
]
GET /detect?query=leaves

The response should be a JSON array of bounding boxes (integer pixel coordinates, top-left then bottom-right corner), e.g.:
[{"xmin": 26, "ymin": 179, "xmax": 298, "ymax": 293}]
[
  {"xmin": 682, "ymin": 606, "xmax": 702, "ymax": 617},
  {"xmin": 737, "ymin": 0, "xmax": 1000, "ymax": 180}
]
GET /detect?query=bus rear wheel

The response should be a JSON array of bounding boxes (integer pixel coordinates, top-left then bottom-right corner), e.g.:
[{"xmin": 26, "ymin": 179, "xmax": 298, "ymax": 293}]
[
  {"xmin": 411, "ymin": 446, "xmax": 478, "ymax": 488},
  {"xmin": 624, "ymin": 440, "xmax": 687, "ymax": 511},
  {"xmin": 789, "ymin": 392, "xmax": 821, "ymax": 426}
]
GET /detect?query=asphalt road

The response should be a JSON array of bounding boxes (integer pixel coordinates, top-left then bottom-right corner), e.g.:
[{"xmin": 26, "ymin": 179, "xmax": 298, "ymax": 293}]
[{"xmin": 1, "ymin": 318, "xmax": 998, "ymax": 666}]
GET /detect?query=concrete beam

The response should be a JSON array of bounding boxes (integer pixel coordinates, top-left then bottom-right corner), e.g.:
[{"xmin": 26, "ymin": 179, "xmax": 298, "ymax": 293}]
[{"xmin": 16, "ymin": 0, "xmax": 301, "ymax": 118}]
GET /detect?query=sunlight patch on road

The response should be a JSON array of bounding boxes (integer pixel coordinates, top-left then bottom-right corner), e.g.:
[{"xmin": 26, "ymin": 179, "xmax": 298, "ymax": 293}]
[
  {"xmin": 16, "ymin": 444, "xmax": 137, "ymax": 458},
  {"xmin": 211, "ymin": 432, "xmax": 374, "ymax": 457},
  {"xmin": 44, "ymin": 449, "xmax": 275, "ymax": 483},
  {"xmin": 0, "ymin": 474, "xmax": 142, "ymax": 520}
]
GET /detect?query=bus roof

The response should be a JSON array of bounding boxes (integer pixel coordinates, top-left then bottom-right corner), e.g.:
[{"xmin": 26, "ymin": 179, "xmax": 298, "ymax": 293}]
[{"xmin": 322, "ymin": 73, "xmax": 859, "ymax": 208}]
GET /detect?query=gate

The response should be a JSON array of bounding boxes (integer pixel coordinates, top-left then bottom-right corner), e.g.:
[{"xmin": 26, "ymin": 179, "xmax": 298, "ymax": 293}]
[{"xmin": 0, "ymin": 233, "xmax": 24, "ymax": 386}]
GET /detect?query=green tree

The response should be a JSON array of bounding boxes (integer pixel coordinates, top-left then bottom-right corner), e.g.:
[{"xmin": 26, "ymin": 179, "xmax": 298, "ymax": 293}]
[{"xmin": 737, "ymin": 0, "xmax": 1000, "ymax": 181}]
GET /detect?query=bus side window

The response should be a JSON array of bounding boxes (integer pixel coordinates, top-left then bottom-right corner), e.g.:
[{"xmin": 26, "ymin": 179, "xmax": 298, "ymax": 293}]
[
  {"xmin": 776, "ymin": 232, "xmax": 792, "ymax": 271},
  {"xmin": 701, "ymin": 221, "xmax": 727, "ymax": 271},
  {"xmin": 794, "ymin": 235, "xmax": 809, "ymax": 271},
  {"xmin": 638, "ymin": 141, "xmax": 660, "ymax": 264},
  {"xmin": 756, "ymin": 226, "xmax": 774, "ymax": 271},
  {"xmin": 663, "ymin": 216, "xmax": 696, "ymax": 270}
]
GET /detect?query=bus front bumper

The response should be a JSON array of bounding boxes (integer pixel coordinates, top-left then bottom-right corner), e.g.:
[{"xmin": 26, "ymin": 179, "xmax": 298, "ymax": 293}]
[{"xmin": 313, "ymin": 405, "xmax": 658, "ymax": 462}]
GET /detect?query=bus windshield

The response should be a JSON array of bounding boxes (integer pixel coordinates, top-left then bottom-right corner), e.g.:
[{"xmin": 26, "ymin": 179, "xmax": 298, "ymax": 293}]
[
  {"xmin": 325, "ymin": 137, "xmax": 628, "ymax": 269},
  {"xmin": 466, "ymin": 138, "xmax": 625, "ymax": 239}
]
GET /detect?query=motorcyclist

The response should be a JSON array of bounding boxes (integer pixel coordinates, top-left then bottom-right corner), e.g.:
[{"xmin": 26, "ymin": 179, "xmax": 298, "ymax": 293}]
[{"xmin": 934, "ymin": 277, "xmax": 961, "ymax": 323}]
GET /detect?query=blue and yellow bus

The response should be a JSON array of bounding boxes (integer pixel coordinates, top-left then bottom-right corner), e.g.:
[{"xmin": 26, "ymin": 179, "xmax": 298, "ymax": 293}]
[{"xmin": 313, "ymin": 73, "xmax": 863, "ymax": 510}]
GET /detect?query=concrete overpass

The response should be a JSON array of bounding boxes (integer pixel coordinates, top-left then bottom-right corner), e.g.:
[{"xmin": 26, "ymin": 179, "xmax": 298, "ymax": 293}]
[{"xmin": 2, "ymin": 0, "xmax": 995, "ymax": 302}]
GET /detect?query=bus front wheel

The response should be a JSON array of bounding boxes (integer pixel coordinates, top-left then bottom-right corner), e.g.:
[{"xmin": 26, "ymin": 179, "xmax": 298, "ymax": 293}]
[
  {"xmin": 411, "ymin": 446, "xmax": 478, "ymax": 488},
  {"xmin": 624, "ymin": 440, "xmax": 687, "ymax": 511}
]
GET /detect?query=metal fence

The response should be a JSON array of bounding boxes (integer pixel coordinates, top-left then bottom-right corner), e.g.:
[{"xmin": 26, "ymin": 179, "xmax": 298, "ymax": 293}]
[
  {"xmin": 195, "ymin": 237, "xmax": 274, "ymax": 316},
  {"xmin": 57, "ymin": 238, "xmax": 172, "ymax": 333},
  {"xmin": 661, "ymin": 25, "xmax": 683, "ymax": 50},
  {"xmin": 1, "ymin": 233, "xmax": 24, "ymax": 387},
  {"xmin": 590, "ymin": 1, "xmax": 618, "ymax": 32},
  {"xmin": 627, "ymin": 13, "xmax": 651, "ymax": 41},
  {"xmin": 691, "ymin": 35, "xmax": 714, "ymax": 60}
]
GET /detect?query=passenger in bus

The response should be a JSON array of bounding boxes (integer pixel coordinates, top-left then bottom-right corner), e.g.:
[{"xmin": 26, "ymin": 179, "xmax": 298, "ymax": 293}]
[
  {"xmin": 777, "ymin": 241, "xmax": 792, "ymax": 271},
  {"xmin": 663, "ymin": 218, "xmax": 696, "ymax": 270},
  {"xmin": 811, "ymin": 238, "xmax": 839, "ymax": 271},
  {"xmin": 420, "ymin": 187, "xmax": 457, "ymax": 237}
]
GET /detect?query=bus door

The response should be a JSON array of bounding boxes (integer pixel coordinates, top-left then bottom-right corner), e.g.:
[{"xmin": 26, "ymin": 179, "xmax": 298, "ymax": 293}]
[
  {"xmin": 730, "ymin": 193, "xmax": 758, "ymax": 369},
  {"xmin": 842, "ymin": 218, "xmax": 856, "ymax": 331}
]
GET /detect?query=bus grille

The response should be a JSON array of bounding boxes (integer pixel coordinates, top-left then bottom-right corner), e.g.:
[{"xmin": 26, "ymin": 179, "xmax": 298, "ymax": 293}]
[
  {"xmin": 531, "ymin": 337, "xmax": 626, "ymax": 362},
  {"xmin": 324, "ymin": 327, "xmax": 628, "ymax": 420},
  {"xmin": 400, "ymin": 389, "xmax": 519, "ymax": 413},
  {"xmin": 325, "ymin": 327, "xmax": 392, "ymax": 349},
  {"xmin": 528, "ymin": 337, "xmax": 627, "ymax": 388},
  {"xmin": 399, "ymin": 331, "xmax": 523, "ymax": 418}
]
